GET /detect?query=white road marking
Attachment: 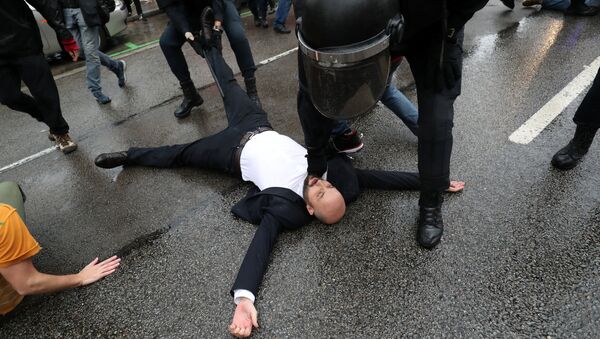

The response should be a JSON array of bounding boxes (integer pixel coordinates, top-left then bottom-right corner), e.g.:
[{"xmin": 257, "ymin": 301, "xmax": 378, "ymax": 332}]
[
  {"xmin": 0, "ymin": 147, "xmax": 57, "ymax": 174},
  {"xmin": 3, "ymin": 47, "xmax": 300, "ymax": 174},
  {"xmin": 509, "ymin": 56, "xmax": 600, "ymax": 144}
]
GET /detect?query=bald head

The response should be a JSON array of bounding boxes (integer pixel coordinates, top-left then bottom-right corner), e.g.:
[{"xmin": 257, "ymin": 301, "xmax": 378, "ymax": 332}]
[{"xmin": 303, "ymin": 176, "xmax": 346, "ymax": 224}]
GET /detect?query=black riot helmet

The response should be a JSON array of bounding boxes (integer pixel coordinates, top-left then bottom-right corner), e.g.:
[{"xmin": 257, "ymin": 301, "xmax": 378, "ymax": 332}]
[{"xmin": 298, "ymin": 0, "xmax": 403, "ymax": 120}]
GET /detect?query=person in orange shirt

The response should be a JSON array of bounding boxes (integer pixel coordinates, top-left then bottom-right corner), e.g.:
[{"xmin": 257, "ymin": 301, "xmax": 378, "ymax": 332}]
[{"xmin": 0, "ymin": 181, "xmax": 120, "ymax": 315}]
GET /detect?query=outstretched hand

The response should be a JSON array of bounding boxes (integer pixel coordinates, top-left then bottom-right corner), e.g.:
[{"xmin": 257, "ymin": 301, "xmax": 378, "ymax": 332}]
[
  {"xmin": 229, "ymin": 298, "xmax": 258, "ymax": 338},
  {"xmin": 446, "ymin": 180, "xmax": 465, "ymax": 193},
  {"xmin": 78, "ymin": 255, "xmax": 121, "ymax": 286}
]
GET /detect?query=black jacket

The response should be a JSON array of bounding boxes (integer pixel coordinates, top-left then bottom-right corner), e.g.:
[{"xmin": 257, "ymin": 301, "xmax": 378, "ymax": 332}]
[
  {"xmin": 230, "ymin": 154, "xmax": 420, "ymax": 297},
  {"xmin": 157, "ymin": 0, "xmax": 224, "ymax": 35},
  {"xmin": 58, "ymin": 0, "xmax": 111, "ymax": 27},
  {"xmin": 0, "ymin": 0, "xmax": 73, "ymax": 59}
]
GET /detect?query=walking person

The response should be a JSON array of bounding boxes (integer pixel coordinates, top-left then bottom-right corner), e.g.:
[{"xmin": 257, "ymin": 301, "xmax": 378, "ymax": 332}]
[
  {"xmin": 124, "ymin": 0, "xmax": 146, "ymax": 20},
  {"xmin": 59, "ymin": 0, "xmax": 128, "ymax": 104},
  {"xmin": 273, "ymin": 0, "xmax": 292, "ymax": 33},
  {"xmin": 0, "ymin": 0, "xmax": 80, "ymax": 153}
]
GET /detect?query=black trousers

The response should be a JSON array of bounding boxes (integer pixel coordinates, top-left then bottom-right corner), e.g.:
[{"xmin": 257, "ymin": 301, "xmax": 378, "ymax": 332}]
[
  {"xmin": 125, "ymin": 0, "xmax": 143, "ymax": 16},
  {"xmin": 298, "ymin": 22, "xmax": 462, "ymax": 202},
  {"xmin": 159, "ymin": 0, "xmax": 257, "ymax": 83},
  {"xmin": 573, "ymin": 67, "xmax": 600, "ymax": 128},
  {"xmin": 0, "ymin": 54, "xmax": 70, "ymax": 135},
  {"xmin": 127, "ymin": 48, "xmax": 271, "ymax": 174}
]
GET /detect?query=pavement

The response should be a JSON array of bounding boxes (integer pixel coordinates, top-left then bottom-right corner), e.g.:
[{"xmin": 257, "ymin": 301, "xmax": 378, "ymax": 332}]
[{"xmin": 1, "ymin": 3, "xmax": 600, "ymax": 338}]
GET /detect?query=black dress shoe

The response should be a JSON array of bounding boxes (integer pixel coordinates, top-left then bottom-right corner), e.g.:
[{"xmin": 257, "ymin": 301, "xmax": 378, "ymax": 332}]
[
  {"xmin": 501, "ymin": 0, "xmax": 515, "ymax": 9},
  {"xmin": 417, "ymin": 206, "xmax": 444, "ymax": 249},
  {"xmin": 95, "ymin": 152, "xmax": 128, "ymax": 168}
]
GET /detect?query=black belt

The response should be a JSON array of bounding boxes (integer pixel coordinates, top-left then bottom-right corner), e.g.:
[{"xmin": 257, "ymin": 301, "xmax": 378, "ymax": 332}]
[
  {"xmin": 234, "ymin": 126, "xmax": 273, "ymax": 174},
  {"xmin": 61, "ymin": 0, "xmax": 80, "ymax": 8}
]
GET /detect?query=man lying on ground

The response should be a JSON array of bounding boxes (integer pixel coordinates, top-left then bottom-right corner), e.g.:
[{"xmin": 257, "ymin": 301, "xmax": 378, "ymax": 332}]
[
  {"xmin": 93, "ymin": 9, "xmax": 464, "ymax": 337},
  {"xmin": 0, "ymin": 181, "xmax": 120, "ymax": 316}
]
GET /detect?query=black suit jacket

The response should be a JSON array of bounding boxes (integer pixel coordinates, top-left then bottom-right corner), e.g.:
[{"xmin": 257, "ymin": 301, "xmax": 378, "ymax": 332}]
[{"xmin": 230, "ymin": 154, "xmax": 420, "ymax": 297}]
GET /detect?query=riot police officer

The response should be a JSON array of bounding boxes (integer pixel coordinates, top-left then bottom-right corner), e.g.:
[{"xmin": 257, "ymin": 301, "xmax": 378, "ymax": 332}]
[{"xmin": 296, "ymin": 0, "xmax": 488, "ymax": 249}]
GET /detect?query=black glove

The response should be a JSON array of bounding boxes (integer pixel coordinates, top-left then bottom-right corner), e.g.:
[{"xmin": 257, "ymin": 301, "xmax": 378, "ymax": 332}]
[{"xmin": 306, "ymin": 150, "xmax": 328, "ymax": 177}]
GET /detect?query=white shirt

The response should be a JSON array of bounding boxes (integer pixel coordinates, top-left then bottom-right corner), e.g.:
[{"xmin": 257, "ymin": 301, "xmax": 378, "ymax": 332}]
[{"xmin": 235, "ymin": 131, "xmax": 309, "ymax": 305}]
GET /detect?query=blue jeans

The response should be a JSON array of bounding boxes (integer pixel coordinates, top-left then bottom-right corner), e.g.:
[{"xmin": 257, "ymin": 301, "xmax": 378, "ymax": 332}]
[
  {"xmin": 542, "ymin": 0, "xmax": 600, "ymax": 10},
  {"xmin": 63, "ymin": 8, "xmax": 119, "ymax": 95},
  {"xmin": 274, "ymin": 0, "xmax": 292, "ymax": 26},
  {"xmin": 332, "ymin": 85, "xmax": 419, "ymax": 136}
]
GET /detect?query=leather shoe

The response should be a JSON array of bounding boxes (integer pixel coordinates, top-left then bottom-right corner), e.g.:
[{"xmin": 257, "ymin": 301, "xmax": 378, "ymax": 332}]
[
  {"xmin": 95, "ymin": 152, "xmax": 128, "ymax": 168},
  {"xmin": 417, "ymin": 206, "xmax": 444, "ymax": 249}
]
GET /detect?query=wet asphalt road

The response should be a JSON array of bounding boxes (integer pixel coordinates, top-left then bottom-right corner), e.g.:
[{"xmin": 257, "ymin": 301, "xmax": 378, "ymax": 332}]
[{"xmin": 1, "ymin": 3, "xmax": 600, "ymax": 337}]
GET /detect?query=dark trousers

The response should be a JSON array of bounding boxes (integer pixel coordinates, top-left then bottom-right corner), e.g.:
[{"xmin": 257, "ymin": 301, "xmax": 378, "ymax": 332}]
[
  {"xmin": 159, "ymin": 0, "xmax": 257, "ymax": 83},
  {"xmin": 125, "ymin": 0, "xmax": 143, "ymax": 16},
  {"xmin": 127, "ymin": 48, "xmax": 271, "ymax": 173},
  {"xmin": 248, "ymin": 0, "xmax": 267, "ymax": 19},
  {"xmin": 573, "ymin": 67, "xmax": 600, "ymax": 128},
  {"xmin": 0, "ymin": 54, "xmax": 70, "ymax": 135}
]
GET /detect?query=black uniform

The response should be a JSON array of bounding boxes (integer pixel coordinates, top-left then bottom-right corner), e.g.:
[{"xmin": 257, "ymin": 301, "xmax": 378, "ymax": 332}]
[
  {"xmin": 298, "ymin": 0, "xmax": 487, "ymax": 198},
  {"xmin": 0, "ymin": 0, "xmax": 73, "ymax": 135}
]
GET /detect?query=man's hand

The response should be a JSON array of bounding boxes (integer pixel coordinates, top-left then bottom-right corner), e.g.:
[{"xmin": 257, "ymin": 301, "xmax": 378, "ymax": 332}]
[
  {"xmin": 446, "ymin": 180, "xmax": 465, "ymax": 193},
  {"xmin": 77, "ymin": 256, "xmax": 121, "ymax": 286},
  {"xmin": 185, "ymin": 32, "xmax": 195, "ymax": 41},
  {"xmin": 229, "ymin": 298, "xmax": 258, "ymax": 338},
  {"xmin": 60, "ymin": 38, "xmax": 80, "ymax": 62}
]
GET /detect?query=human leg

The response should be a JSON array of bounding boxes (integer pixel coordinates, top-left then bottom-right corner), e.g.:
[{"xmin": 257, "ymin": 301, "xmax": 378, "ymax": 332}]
[
  {"xmin": 160, "ymin": 23, "xmax": 203, "ymax": 118},
  {"xmin": 381, "ymin": 85, "xmax": 419, "ymax": 136},
  {"xmin": 0, "ymin": 62, "xmax": 44, "ymax": 123},
  {"xmin": 204, "ymin": 47, "xmax": 269, "ymax": 128},
  {"xmin": 0, "ymin": 182, "xmax": 25, "ymax": 221},
  {"xmin": 406, "ymin": 26, "xmax": 463, "ymax": 249},
  {"xmin": 274, "ymin": 0, "xmax": 292, "ymax": 33},
  {"xmin": 552, "ymin": 68, "xmax": 600, "ymax": 170}
]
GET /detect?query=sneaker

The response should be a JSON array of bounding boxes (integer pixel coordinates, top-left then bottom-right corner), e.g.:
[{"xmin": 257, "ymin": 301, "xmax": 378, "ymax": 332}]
[
  {"xmin": 49, "ymin": 133, "xmax": 78, "ymax": 154},
  {"xmin": 117, "ymin": 60, "xmax": 127, "ymax": 87},
  {"xmin": 93, "ymin": 92, "xmax": 111, "ymax": 104},
  {"xmin": 330, "ymin": 129, "xmax": 364, "ymax": 154},
  {"xmin": 254, "ymin": 17, "xmax": 261, "ymax": 27},
  {"xmin": 274, "ymin": 24, "xmax": 291, "ymax": 34},
  {"xmin": 139, "ymin": 14, "xmax": 147, "ymax": 21},
  {"xmin": 260, "ymin": 18, "xmax": 269, "ymax": 28}
]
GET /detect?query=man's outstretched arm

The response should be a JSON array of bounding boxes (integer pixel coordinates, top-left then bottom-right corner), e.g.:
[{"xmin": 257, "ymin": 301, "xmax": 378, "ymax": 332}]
[
  {"xmin": 356, "ymin": 170, "xmax": 464, "ymax": 192},
  {"xmin": 229, "ymin": 213, "xmax": 283, "ymax": 338}
]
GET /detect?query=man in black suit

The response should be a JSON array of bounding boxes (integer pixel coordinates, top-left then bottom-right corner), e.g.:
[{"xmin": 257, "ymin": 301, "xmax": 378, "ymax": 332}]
[{"xmin": 94, "ymin": 19, "xmax": 464, "ymax": 337}]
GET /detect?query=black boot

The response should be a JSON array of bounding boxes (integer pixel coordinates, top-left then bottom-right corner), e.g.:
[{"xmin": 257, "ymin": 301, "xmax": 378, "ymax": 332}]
[
  {"xmin": 244, "ymin": 77, "xmax": 262, "ymax": 109},
  {"xmin": 551, "ymin": 125, "xmax": 598, "ymax": 170},
  {"xmin": 417, "ymin": 192, "xmax": 444, "ymax": 249},
  {"xmin": 95, "ymin": 151, "xmax": 128, "ymax": 168},
  {"xmin": 175, "ymin": 80, "xmax": 203, "ymax": 119}
]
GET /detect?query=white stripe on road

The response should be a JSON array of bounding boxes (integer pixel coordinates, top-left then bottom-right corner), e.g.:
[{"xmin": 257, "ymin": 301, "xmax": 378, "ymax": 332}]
[
  {"xmin": 0, "ymin": 147, "xmax": 57, "ymax": 174},
  {"xmin": 3, "ymin": 47, "xmax": 300, "ymax": 174},
  {"xmin": 509, "ymin": 56, "xmax": 600, "ymax": 145}
]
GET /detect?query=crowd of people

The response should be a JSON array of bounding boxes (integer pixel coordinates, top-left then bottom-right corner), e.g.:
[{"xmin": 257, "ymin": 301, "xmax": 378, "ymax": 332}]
[{"xmin": 1, "ymin": 0, "xmax": 598, "ymax": 337}]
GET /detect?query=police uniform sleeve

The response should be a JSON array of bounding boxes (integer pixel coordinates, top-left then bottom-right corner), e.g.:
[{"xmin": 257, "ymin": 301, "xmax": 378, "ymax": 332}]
[
  {"xmin": 212, "ymin": 0, "xmax": 224, "ymax": 23},
  {"xmin": 446, "ymin": 0, "xmax": 489, "ymax": 33}
]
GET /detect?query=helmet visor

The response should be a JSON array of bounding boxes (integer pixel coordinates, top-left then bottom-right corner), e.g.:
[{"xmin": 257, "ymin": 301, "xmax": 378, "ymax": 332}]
[{"xmin": 301, "ymin": 50, "xmax": 390, "ymax": 119}]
